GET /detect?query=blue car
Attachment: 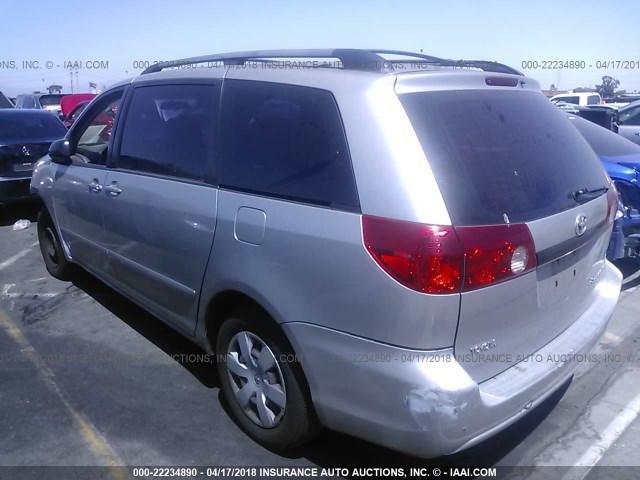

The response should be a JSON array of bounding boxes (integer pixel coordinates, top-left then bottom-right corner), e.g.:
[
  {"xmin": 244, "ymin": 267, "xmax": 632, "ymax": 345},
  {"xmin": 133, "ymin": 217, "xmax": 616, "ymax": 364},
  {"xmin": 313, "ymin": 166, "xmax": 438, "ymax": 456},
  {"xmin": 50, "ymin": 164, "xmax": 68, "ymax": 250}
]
[{"xmin": 567, "ymin": 113, "xmax": 640, "ymax": 259}]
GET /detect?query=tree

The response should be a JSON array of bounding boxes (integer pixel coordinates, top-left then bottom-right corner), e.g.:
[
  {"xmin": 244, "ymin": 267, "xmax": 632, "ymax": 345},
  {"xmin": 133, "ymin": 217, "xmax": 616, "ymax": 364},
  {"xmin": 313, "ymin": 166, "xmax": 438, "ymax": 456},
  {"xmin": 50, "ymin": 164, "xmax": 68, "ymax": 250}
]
[{"xmin": 596, "ymin": 76, "xmax": 620, "ymax": 98}]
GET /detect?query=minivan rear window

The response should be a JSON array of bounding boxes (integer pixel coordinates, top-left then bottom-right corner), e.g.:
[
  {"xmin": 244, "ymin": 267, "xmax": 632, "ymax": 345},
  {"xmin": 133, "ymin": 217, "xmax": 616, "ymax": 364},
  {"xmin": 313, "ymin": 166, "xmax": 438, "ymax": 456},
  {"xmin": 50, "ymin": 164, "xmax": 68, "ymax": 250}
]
[{"xmin": 400, "ymin": 90, "xmax": 609, "ymax": 226}]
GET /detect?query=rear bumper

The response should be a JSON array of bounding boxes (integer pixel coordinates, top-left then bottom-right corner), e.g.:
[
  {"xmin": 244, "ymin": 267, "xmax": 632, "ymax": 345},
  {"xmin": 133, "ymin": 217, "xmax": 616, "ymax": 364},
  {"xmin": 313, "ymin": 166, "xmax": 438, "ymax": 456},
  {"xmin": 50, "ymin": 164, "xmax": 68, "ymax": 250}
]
[
  {"xmin": 282, "ymin": 261, "xmax": 622, "ymax": 458},
  {"xmin": 0, "ymin": 176, "xmax": 36, "ymax": 203}
]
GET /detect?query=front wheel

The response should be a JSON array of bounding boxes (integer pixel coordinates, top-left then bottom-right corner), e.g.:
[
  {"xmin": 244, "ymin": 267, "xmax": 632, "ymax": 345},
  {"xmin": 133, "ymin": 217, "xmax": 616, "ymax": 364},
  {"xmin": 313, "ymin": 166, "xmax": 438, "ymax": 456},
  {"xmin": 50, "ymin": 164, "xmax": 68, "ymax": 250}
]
[
  {"xmin": 216, "ymin": 308, "xmax": 319, "ymax": 450},
  {"xmin": 37, "ymin": 208, "xmax": 75, "ymax": 281}
]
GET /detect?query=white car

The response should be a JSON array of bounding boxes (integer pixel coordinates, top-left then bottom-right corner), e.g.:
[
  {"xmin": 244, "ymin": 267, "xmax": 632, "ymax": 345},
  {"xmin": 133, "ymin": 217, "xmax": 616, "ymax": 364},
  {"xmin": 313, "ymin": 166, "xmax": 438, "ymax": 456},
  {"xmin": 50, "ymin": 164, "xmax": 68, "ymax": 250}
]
[{"xmin": 551, "ymin": 91, "xmax": 602, "ymax": 106}]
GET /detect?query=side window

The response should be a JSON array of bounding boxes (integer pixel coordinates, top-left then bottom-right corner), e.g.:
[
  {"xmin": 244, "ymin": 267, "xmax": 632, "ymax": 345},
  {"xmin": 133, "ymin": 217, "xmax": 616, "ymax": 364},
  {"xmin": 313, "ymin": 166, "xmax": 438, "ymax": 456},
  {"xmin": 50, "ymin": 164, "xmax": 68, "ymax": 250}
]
[
  {"xmin": 587, "ymin": 95, "xmax": 600, "ymax": 105},
  {"xmin": 620, "ymin": 106, "xmax": 640, "ymax": 126},
  {"xmin": 73, "ymin": 93, "xmax": 122, "ymax": 165},
  {"xmin": 117, "ymin": 84, "xmax": 217, "ymax": 182},
  {"xmin": 70, "ymin": 104, "xmax": 86, "ymax": 120},
  {"xmin": 219, "ymin": 80, "xmax": 359, "ymax": 210}
]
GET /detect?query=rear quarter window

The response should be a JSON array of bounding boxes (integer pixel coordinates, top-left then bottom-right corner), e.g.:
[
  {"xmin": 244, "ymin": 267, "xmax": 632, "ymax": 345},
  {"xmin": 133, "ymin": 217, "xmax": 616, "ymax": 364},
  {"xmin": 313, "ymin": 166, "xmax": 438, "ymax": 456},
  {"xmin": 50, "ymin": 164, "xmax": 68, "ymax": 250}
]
[
  {"xmin": 218, "ymin": 80, "xmax": 359, "ymax": 211},
  {"xmin": 400, "ymin": 90, "xmax": 609, "ymax": 226}
]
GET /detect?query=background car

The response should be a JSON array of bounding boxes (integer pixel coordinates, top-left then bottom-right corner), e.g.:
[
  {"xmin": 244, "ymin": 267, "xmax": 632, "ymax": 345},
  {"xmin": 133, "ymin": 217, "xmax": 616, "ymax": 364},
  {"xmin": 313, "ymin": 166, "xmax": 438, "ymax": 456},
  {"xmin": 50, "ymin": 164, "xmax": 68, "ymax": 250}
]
[
  {"xmin": 62, "ymin": 99, "xmax": 92, "ymax": 128},
  {"xmin": 617, "ymin": 100, "xmax": 640, "ymax": 146},
  {"xmin": 14, "ymin": 93, "xmax": 66, "ymax": 119},
  {"xmin": 567, "ymin": 113, "xmax": 640, "ymax": 258},
  {"xmin": 0, "ymin": 91, "xmax": 14, "ymax": 108},
  {"xmin": 557, "ymin": 103, "xmax": 618, "ymax": 131},
  {"xmin": 0, "ymin": 109, "xmax": 67, "ymax": 204},
  {"xmin": 604, "ymin": 94, "xmax": 640, "ymax": 108},
  {"xmin": 60, "ymin": 93, "xmax": 96, "ymax": 127},
  {"xmin": 551, "ymin": 91, "xmax": 602, "ymax": 106}
]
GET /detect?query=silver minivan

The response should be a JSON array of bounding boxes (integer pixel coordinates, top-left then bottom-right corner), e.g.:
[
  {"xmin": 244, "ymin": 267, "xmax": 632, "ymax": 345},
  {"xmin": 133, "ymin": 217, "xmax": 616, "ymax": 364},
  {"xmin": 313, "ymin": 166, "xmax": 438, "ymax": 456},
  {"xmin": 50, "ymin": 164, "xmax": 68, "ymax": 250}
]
[{"xmin": 31, "ymin": 49, "xmax": 622, "ymax": 458}]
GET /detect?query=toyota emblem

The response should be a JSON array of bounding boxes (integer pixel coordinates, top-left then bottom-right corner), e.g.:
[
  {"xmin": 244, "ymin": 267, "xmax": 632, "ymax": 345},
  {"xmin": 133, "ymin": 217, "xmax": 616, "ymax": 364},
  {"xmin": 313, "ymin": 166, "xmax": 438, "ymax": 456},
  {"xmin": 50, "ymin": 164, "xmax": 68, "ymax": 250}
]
[{"xmin": 575, "ymin": 215, "xmax": 587, "ymax": 237}]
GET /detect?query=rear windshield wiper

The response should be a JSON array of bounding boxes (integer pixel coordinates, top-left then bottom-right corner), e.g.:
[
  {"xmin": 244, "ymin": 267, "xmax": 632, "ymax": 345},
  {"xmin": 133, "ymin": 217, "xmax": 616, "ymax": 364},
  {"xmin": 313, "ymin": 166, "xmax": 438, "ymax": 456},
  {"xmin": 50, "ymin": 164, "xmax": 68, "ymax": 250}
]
[{"xmin": 571, "ymin": 186, "xmax": 609, "ymax": 203}]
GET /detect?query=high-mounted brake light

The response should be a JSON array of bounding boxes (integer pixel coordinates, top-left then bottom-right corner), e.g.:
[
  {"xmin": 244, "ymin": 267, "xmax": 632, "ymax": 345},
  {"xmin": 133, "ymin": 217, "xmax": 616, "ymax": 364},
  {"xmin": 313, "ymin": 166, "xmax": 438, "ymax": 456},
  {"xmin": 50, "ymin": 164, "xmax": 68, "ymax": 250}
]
[{"xmin": 362, "ymin": 216, "xmax": 537, "ymax": 294}]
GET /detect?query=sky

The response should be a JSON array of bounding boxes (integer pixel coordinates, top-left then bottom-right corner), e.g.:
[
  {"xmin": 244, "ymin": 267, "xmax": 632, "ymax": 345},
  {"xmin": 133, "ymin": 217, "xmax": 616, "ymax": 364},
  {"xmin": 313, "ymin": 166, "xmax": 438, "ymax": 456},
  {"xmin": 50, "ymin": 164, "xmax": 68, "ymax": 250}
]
[{"xmin": 1, "ymin": 0, "xmax": 639, "ymax": 96}]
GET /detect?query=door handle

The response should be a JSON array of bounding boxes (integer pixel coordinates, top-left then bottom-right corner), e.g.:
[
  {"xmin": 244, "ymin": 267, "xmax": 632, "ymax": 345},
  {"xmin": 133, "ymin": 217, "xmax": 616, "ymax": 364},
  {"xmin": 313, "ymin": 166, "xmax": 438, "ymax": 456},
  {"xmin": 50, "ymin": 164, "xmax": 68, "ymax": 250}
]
[
  {"xmin": 104, "ymin": 182, "xmax": 122, "ymax": 197},
  {"xmin": 88, "ymin": 179, "xmax": 103, "ymax": 193}
]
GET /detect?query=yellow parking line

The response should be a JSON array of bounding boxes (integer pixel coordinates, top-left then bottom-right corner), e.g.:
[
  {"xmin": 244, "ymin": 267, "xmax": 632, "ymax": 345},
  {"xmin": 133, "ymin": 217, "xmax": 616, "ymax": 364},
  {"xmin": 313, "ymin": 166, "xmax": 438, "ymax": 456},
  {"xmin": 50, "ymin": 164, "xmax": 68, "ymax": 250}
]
[
  {"xmin": 603, "ymin": 331, "xmax": 623, "ymax": 344},
  {"xmin": 0, "ymin": 308, "xmax": 131, "ymax": 479}
]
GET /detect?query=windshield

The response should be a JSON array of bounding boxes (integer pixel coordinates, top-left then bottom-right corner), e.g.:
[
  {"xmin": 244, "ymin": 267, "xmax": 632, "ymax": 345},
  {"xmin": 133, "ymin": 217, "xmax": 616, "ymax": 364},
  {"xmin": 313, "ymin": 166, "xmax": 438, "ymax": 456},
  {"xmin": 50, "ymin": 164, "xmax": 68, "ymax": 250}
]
[{"xmin": 400, "ymin": 90, "xmax": 609, "ymax": 226}]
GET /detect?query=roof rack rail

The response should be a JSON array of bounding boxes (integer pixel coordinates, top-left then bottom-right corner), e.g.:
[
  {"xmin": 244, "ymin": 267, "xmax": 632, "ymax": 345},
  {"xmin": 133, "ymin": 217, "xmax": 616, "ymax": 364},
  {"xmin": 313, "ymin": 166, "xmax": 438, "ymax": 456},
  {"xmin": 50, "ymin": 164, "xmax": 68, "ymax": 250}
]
[
  {"xmin": 367, "ymin": 49, "xmax": 523, "ymax": 76},
  {"xmin": 141, "ymin": 49, "xmax": 388, "ymax": 75},
  {"xmin": 140, "ymin": 48, "xmax": 522, "ymax": 76}
]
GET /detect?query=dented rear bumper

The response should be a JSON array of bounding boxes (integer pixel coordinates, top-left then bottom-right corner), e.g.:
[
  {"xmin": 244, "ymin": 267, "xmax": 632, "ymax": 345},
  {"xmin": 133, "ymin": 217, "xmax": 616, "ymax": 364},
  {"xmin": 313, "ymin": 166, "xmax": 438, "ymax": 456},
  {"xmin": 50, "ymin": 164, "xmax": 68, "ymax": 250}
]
[{"xmin": 282, "ymin": 261, "xmax": 622, "ymax": 458}]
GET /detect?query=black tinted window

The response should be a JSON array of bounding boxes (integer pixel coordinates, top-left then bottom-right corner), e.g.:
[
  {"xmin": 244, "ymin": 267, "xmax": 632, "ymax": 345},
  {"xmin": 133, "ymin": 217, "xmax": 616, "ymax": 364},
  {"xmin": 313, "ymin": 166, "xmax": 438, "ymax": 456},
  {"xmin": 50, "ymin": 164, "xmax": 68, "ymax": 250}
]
[
  {"xmin": 620, "ymin": 105, "xmax": 640, "ymax": 126},
  {"xmin": 0, "ymin": 113, "xmax": 67, "ymax": 143},
  {"xmin": 400, "ymin": 90, "xmax": 609, "ymax": 226},
  {"xmin": 587, "ymin": 95, "xmax": 600, "ymax": 105},
  {"xmin": 568, "ymin": 114, "xmax": 640, "ymax": 157},
  {"xmin": 219, "ymin": 80, "xmax": 359, "ymax": 210},
  {"xmin": 118, "ymin": 85, "xmax": 217, "ymax": 182}
]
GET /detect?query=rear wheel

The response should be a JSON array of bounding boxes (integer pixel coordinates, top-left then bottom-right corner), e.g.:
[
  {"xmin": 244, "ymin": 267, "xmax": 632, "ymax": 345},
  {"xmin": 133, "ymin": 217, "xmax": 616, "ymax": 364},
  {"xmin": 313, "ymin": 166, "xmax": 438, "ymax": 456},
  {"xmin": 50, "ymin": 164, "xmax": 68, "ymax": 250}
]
[
  {"xmin": 216, "ymin": 307, "xmax": 318, "ymax": 450},
  {"xmin": 37, "ymin": 208, "xmax": 75, "ymax": 281}
]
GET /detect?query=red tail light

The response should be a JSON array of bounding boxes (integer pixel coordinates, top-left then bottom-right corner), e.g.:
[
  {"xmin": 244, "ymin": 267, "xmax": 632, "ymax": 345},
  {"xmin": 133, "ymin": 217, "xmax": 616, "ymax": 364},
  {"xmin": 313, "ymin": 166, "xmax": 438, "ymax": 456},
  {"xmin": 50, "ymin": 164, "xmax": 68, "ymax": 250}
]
[
  {"xmin": 362, "ymin": 216, "xmax": 537, "ymax": 294},
  {"xmin": 455, "ymin": 224, "xmax": 537, "ymax": 291}
]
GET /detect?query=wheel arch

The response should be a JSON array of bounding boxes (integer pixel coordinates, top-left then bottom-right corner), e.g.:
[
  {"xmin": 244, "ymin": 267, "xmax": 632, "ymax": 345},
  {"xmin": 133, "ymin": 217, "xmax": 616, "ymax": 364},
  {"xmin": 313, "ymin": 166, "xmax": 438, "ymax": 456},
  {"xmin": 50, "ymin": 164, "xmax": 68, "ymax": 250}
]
[
  {"xmin": 202, "ymin": 289, "xmax": 288, "ymax": 354},
  {"xmin": 37, "ymin": 203, "xmax": 73, "ymax": 262},
  {"xmin": 201, "ymin": 289, "xmax": 317, "ymax": 406}
]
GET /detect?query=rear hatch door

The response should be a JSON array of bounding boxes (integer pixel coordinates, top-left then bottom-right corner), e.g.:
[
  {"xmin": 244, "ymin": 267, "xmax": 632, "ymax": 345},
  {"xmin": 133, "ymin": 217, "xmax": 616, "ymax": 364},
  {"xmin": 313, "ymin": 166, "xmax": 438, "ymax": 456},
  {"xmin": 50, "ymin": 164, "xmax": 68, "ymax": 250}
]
[{"xmin": 400, "ymin": 85, "xmax": 614, "ymax": 382}]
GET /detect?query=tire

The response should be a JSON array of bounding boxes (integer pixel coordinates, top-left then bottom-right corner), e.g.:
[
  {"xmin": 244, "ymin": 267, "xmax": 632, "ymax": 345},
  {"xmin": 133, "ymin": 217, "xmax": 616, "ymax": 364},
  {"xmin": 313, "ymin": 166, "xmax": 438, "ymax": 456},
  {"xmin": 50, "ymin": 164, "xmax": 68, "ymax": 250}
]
[
  {"xmin": 216, "ymin": 307, "xmax": 319, "ymax": 450},
  {"xmin": 37, "ymin": 208, "xmax": 75, "ymax": 281}
]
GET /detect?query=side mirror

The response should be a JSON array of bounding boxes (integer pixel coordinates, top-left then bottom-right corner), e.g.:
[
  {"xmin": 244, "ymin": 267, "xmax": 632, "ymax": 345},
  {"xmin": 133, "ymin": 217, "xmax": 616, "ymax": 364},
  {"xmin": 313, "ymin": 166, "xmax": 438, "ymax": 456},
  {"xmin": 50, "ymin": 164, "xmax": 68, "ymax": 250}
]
[{"xmin": 49, "ymin": 139, "xmax": 72, "ymax": 165}]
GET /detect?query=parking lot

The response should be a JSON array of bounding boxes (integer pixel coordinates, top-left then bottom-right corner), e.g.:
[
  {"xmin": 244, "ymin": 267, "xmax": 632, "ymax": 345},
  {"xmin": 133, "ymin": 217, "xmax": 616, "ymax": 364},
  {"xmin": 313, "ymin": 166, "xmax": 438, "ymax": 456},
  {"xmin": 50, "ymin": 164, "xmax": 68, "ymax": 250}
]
[{"xmin": 1, "ymin": 201, "xmax": 640, "ymax": 478}]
